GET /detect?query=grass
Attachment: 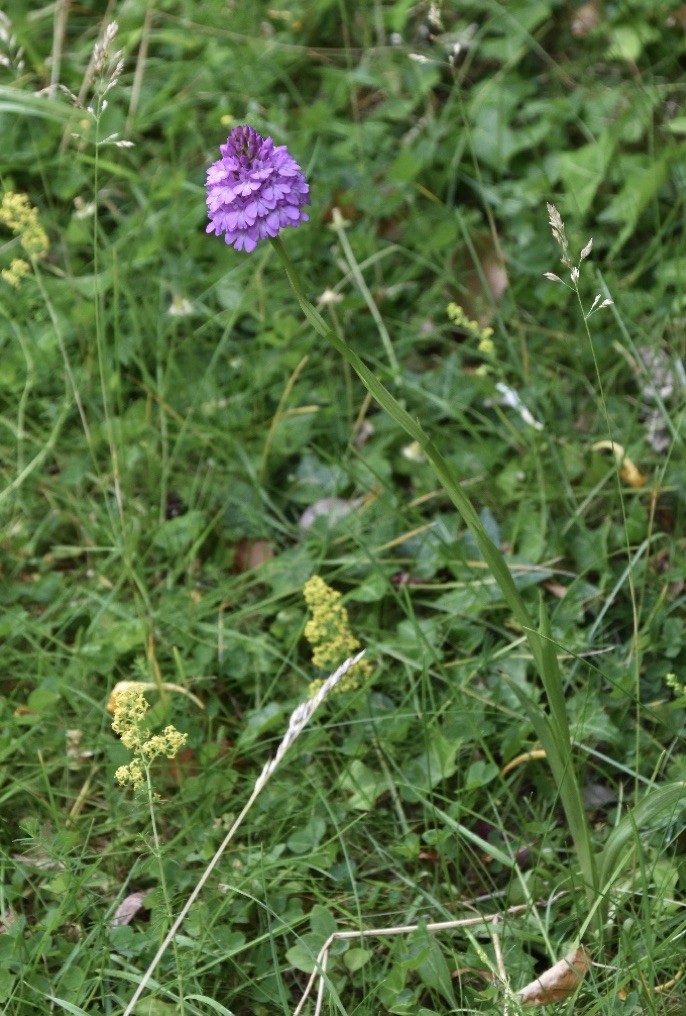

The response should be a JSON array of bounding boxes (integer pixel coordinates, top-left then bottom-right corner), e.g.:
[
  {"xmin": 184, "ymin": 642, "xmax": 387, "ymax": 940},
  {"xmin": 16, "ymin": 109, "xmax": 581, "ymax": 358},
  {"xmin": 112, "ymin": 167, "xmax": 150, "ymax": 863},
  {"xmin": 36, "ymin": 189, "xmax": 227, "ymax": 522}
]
[{"xmin": 1, "ymin": 1, "xmax": 685, "ymax": 1013}]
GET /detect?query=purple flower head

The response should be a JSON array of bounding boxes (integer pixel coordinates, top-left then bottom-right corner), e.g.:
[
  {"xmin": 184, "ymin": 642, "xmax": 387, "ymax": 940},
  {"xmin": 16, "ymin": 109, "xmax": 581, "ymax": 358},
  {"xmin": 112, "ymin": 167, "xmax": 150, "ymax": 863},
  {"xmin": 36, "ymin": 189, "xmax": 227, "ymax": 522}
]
[{"xmin": 206, "ymin": 125, "xmax": 310, "ymax": 253}]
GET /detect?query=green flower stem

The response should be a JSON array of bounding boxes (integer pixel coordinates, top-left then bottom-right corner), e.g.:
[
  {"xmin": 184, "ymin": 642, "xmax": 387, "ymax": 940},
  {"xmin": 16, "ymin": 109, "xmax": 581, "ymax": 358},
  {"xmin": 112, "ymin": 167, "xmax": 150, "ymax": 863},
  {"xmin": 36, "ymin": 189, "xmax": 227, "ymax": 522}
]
[{"xmin": 270, "ymin": 234, "xmax": 598, "ymax": 915}]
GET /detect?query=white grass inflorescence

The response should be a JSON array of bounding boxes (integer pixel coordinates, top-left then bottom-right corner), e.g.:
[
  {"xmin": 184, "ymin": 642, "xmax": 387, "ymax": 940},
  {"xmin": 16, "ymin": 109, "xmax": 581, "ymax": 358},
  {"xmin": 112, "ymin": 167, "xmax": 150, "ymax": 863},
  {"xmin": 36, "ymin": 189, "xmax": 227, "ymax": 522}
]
[{"xmin": 544, "ymin": 202, "xmax": 613, "ymax": 319}]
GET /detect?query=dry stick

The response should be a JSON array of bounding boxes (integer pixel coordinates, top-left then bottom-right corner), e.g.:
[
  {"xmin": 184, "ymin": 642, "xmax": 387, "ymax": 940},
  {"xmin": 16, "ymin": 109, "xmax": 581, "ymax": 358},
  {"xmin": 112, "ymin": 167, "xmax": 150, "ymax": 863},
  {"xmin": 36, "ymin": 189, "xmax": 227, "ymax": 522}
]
[
  {"xmin": 490, "ymin": 915, "xmax": 513, "ymax": 1016},
  {"xmin": 293, "ymin": 902, "xmax": 535, "ymax": 1016},
  {"xmin": 126, "ymin": 5, "xmax": 153, "ymax": 136},
  {"xmin": 51, "ymin": 0, "xmax": 69, "ymax": 88},
  {"xmin": 122, "ymin": 651, "xmax": 365, "ymax": 1016}
]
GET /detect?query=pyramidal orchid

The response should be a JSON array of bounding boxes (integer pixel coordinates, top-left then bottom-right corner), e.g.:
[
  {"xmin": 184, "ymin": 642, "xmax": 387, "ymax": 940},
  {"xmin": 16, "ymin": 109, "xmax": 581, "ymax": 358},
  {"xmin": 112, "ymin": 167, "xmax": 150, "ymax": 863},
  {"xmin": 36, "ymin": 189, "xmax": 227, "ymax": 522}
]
[
  {"xmin": 204, "ymin": 128, "xmax": 598, "ymax": 933},
  {"xmin": 205, "ymin": 125, "xmax": 309, "ymax": 252}
]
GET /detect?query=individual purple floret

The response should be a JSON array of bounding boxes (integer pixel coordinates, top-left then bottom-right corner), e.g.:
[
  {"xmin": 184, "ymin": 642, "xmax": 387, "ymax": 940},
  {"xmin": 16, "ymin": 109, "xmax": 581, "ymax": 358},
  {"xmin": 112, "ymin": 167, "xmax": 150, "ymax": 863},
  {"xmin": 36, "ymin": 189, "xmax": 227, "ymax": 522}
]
[{"xmin": 206, "ymin": 125, "xmax": 310, "ymax": 253}]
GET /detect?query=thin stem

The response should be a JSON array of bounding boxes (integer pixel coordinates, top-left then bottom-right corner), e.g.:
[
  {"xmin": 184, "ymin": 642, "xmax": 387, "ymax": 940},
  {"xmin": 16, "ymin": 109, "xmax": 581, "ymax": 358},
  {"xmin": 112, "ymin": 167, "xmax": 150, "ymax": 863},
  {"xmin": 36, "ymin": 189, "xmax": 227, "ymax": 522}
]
[
  {"xmin": 92, "ymin": 88, "xmax": 124, "ymax": 520},
  {"xmin": 329, "ymin": 208, "xmax": 400, "ymax": 381},
  {"xmin": 574, "ymin": 282, "xmax": 641, "ymax": 812},
  {"xmin": 145, "ymin": 768, "xmax": 185, "ymax": 1014}
]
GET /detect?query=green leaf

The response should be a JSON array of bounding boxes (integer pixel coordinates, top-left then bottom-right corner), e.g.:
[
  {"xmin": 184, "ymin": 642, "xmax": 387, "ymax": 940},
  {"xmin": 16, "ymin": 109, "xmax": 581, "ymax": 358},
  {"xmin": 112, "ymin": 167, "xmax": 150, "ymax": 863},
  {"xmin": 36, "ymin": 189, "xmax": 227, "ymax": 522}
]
[
  {"xmin": 558, "ymin": 134, "xmax": 616, "ymax": 215},
  {"xmin": 0, "ymin": 86, "xmax": 72, "ymax": 121},
  {"xmin": 403, "ymin": 731, "xmax": 459, "ymax": 794},
  {"xmin": 598, "ymin": 153, "xmax": 670, "ymax": 254},
  {"xmin": 46, "ymin": 1002, "xmax": 91, "ymax": 1016},
  {"xmin": 152, "ymin": 510, "xmax": 207, "ymax": 555},
  {"xmin": 130, "ymin": 1002, "xmax": 178, "ymax": 1016},
  {"xmin": 236, "ymin": 702, "xmax": 284, "ymax": 750},
  {"xmin": 606, "ymin": 24, "xmax": 659, "ymax": 63},
  {"xmin": 288, "ymin": 816, "xmax": 326, "ymax": 854},
  {"xmin": 412, "ymin": 931, "xmax": 457, "ymax": 1008},
  {"xmin": 286, "ymin": 933, "xmax": 325, "ymax": 973},
  {"xmin": 344, "ymin": 946, "xmax": 373, "ymax": 972},
  {"xmin": 185, "ymin": 996, "xmax": 235, "ymax": 1015},
  {"xmin": 464, "ymin": 759, "xmax": 499, "ymax": 790},
  {"xmin": 310, "ymin": 903, "xmax": 337, "ymax": 940},
  {"xmin": 339, "ymin": 759, "xmax": 387, "ymax": 811},
  {"xmin": 662, "ymin": 118, "xmax": 686, "ymax": 136}
]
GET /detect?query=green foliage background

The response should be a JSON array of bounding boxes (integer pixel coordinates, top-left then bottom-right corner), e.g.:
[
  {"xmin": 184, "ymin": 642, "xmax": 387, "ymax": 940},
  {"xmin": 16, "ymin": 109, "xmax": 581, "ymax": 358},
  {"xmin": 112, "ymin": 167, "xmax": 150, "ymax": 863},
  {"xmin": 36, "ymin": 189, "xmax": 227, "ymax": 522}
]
[{"xmin": 0, "ymin": 1, "xmax": 685, "ymax": 1013}]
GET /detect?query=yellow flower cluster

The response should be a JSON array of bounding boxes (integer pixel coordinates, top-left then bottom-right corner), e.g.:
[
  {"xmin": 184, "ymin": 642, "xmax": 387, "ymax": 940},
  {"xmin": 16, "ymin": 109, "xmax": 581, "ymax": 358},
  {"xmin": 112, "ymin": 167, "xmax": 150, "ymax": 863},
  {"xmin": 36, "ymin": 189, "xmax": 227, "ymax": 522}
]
[
  {"xmin": 447, "ymin": 302, "xmax": 495, "ymax": 358},
  {"xmin": 303, "ymin": 575, "xmax": 372, "ymax": 695},
  {"xmin": 0, "ymin": 191, "xmax": 49, "ymax": 287},
  {"xmin": 666, "ymin": 672, "xmax": 684, "ymax": 696},
  {"xmin": 111, "ymin": 684, "xmax": 188, "ymax": 789}
]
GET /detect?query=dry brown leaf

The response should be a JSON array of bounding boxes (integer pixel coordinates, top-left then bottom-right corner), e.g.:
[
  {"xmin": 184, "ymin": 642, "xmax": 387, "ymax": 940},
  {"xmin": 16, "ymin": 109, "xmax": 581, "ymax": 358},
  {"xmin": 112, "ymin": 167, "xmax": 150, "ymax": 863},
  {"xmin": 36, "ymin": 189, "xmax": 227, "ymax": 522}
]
[
  {"xmin": 516, "ymin": 946, "xmax": 591, "ymax": 1006},
  {"xmin": 666, "ymin": 6, "xmax": 686, "ymax": 28},
  {"xmin": 481, "ymin": 250, "xmax": 509, "ymax": 307},
  {"xmin": 0, "ymin": 908, "xmax": 17, "ymax": 933},
  {"xmin": 571, "ymin": 1, "xmax": 601, "ymax": 37},
  {"xmin": 111, "ymin": 889, "xmax": 153, "ymax": 927},
  {"xmin": 451, "ymin": 233, "xmax": 508, "ymax": 325},
  {"xmin": 233, "ymin": 538, "xmax": 274, "ymax": 572},
  {"xmin": 298, "ymin": 496, "xmax": 364, "ymax": 531}
]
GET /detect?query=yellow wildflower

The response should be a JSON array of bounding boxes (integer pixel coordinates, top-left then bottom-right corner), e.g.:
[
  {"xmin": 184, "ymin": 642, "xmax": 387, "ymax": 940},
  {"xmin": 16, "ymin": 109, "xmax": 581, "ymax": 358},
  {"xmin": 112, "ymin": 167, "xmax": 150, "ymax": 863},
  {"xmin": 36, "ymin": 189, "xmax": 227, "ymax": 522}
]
[
  {"xmin": 2, "ymin": 258, "xmax": 30, "ymax": 288},
  {"xmin": 303, "ymin": 575, "xmax": 372, "ymax": 694},
  {"xmin": 0, "ymin": 191, "xmax": 49, "ymax": 259},
  {"xmin": 447, "ymin": 302, "xmax": 495, "ymax": 360},
  {"xmin": 111, "ymin": 685, "xmax": 188, "ymax": 789},
  {"xmin": 666, "ymin": 672, "xmax": 684, "ymax": 696},
  {"xmin": 0, "ymin": 191, "xmax": 49, "ymax": 288}
]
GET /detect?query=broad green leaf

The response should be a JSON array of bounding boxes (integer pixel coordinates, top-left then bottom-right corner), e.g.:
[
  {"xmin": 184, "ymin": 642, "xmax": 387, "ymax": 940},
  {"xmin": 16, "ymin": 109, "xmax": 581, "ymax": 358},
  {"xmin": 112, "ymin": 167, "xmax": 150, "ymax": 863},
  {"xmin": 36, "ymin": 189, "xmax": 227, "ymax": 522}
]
[
  {"xmin": 414, "ymin": 933, "xmax": 457, "ymax": 1008},
  {"xmin": 344, "ymin": 946, "xmax": 372, "ymax": 972},
  {"xmin": 185, "ymin": 996, "xmax": 234, "ymax": 1015},
  {"xmin": 558, "ymin": 134, "xmax": 616, "ymax": 216},
  {"xmin": 339, "ymin": 759, "xmax": 387, "ymax": 811},
  {"xmin": 598, "ymin": 153, "xmax": 670, "ymax": 254},
  {"xmin": 46, "ymin": 1002, "xmax": 91, "ymax": 1016},
  {"xmin": 310, "ymin": 903, "xmax": 337, "ymax": 940}
]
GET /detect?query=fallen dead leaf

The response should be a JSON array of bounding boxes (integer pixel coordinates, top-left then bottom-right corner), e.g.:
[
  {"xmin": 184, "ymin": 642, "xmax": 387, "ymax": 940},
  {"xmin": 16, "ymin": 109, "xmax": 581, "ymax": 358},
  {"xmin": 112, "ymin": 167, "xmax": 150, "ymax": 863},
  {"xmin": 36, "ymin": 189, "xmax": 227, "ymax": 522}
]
[
  {"xmin": 571, "ymin": 0, "xmax": 601, "ymax": 37},
  {"xmin": 233, "ymin": 538, "xmax": 274, "ymax": 572},
  {"xmin": 451, "ymin": 233, "xmax": 508, "ymax": 325},
  {"xmin": 111, "ymin": 889, "xmax": 153, "ymax": 927},
  {"xmin": 516, "ymin": 946, "xmax": 591, "ymax": 1006},
  {"xmin": 0, "ymin": 908, "xmax": 17, "ymax": 933},
  {"xmin": 298, "ymin": 496, "xmax": 364, "ymax": 531}
]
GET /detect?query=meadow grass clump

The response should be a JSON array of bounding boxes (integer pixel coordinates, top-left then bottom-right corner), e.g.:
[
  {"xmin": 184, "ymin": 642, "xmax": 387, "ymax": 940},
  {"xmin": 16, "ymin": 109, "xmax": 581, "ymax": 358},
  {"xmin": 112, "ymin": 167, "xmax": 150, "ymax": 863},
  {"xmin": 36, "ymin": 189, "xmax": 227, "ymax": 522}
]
[{"xmin": 1, "ymin": 2, "xmax": 685, "ymax": 1014}]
